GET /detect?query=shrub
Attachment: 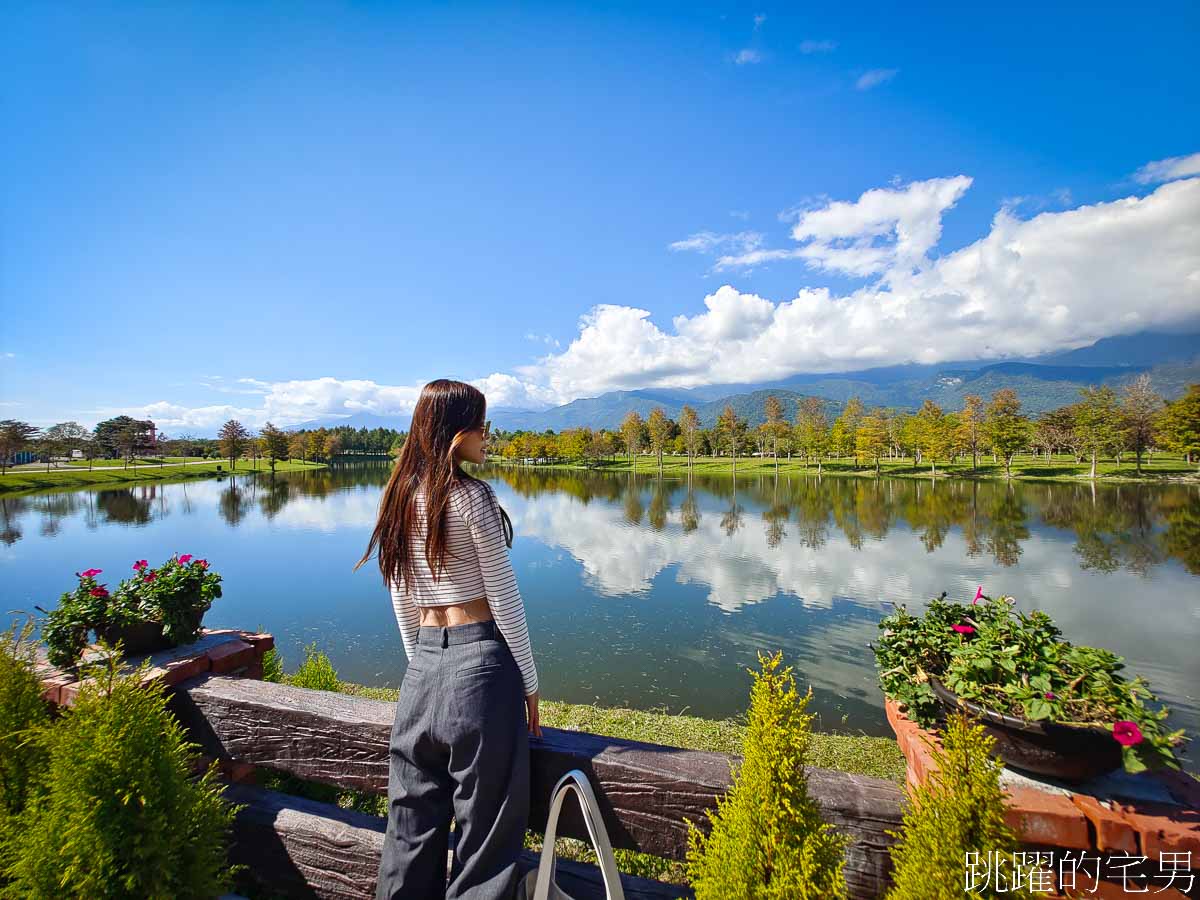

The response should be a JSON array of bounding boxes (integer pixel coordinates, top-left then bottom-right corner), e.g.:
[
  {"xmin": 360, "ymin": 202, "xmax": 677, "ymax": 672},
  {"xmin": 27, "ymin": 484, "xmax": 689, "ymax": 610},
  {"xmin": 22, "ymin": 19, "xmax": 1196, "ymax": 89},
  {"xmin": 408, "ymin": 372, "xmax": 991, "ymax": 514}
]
[
  {"xmin": 1, "ymin": 643, "xmax": 244, "ymax": 898},
  {"xmin": 0, "ymin": 618, "xmax": 52, "ymax": 891},
  {"xmin": 261, "ymin": 647, "xmax": 285, "ymax": 683},
  {"xmin": 285, "ymin": 643, "xmax": 341, "ymax": 692},
  {"xmin": 686, "ymin": 650, "xmax": 847, "ymax": 899},
  {"xmin": 886, "ymin": 713, "xmax": 1032, "ymax": 900}
]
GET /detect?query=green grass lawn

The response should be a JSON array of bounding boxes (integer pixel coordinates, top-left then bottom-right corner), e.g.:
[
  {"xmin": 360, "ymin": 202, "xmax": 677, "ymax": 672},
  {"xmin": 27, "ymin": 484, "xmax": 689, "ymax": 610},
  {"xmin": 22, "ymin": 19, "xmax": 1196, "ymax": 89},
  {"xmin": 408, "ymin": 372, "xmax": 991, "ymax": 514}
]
[
  {"xmin": 0, "ymin": 458, "xmax": 326, "ymax": 494},
  {"xmin": 498, "ymin": 451, "xmax": 1199, "ymax": 483}
]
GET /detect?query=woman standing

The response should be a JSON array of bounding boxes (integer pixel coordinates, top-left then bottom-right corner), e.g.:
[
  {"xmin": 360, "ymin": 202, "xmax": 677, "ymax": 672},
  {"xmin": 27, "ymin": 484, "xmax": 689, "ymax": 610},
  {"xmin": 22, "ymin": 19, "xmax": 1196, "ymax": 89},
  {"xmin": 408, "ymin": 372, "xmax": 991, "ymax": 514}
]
[{"xmin": 356, "ymin": 379, "xmax": 541, "ymax": 900}]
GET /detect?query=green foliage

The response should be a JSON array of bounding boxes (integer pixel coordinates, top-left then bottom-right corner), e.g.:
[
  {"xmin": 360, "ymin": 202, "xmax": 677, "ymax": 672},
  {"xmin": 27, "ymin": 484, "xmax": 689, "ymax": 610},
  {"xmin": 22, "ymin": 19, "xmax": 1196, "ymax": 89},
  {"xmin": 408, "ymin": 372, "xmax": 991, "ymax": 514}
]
[
  {"xmin": 886, "ymin": 714, "xmax": 1030, "ymax": 900},
  {"xmin": 686, "ymin": 650, "xmax": 847, "ymax": 900},
  {"xmin": 284, "ymin": 643, "xmax": 341, "ymax": 692},
  {"xmin": 1, "ymin": 644, "xmax": 243, "ymax": 898},
  {"xmin": 261, "ymin": 647, "xmax": 285, "ymax": 683},
  {"xmin": 1157, "ymin": 383, "xmax": 1200, "ymax": 463},
  {"xmin": 0, "ymin": 618, "xmax": 53, "ymax": 888},
  {"xmin": 873, "ymin": 594, "xmax": 1185, "ymax": 773}
]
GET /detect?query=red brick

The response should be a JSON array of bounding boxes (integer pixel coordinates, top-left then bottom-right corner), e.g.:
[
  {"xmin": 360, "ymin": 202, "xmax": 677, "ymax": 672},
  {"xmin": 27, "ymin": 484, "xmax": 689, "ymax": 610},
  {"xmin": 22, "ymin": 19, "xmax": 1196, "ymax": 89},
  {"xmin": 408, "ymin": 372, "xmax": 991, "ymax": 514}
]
[
  {"xmin": 207, "ymin": 639, "xmax": 255, "ymax": 674},
  {"xmin": 1004, "ymin": 786, "xmax": 1093, "ymax": 849},
  {"xmin": 1072, "ymin": 795, "xmax": 1138, "ymax": 854},
  {"xmin": 39, "ymin": 672, "xmax": 77, "ymax": 706},
  {"xmin": 141, "ymin": 653, "xmax": 212, "ymax": 691},
  {"xmin": 241, "ymin": 659, "xmax": 264, "ymax": 681},
  {"xmin": 238, "ymin": 631, "xmax": 275, "ymax": 653},
  {"xmin": 1118, "ymin": 800, "xmax": 1200, "ymax": 857}
]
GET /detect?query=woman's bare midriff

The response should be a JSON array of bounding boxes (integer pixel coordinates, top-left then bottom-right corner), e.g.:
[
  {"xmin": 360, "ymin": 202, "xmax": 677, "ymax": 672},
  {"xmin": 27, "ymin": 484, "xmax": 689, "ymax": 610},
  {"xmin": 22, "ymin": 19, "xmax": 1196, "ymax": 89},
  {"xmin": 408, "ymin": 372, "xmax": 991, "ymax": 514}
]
[{"xmin": 418, "ymin": 596, "xmax": 493, "ymax": 627}]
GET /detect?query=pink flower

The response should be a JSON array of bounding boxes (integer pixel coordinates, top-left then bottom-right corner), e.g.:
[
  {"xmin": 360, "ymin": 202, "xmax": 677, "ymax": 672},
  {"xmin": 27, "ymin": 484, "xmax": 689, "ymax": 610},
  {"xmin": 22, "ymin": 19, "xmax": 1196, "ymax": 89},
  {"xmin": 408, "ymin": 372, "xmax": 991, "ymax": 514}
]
[
  {"xmin": 133, "ymin": 559, "xmax": 148, "ymax": 571},
  {"xmin": 1044, "ymin": 692, "xmax": 1056, "ymax": 700},
  {"xmin": 79, "ymin": 568, "xmax": 102, "ymax": 579},
  {"xmin": 1112, "ymin": 721, "xmax": 1143, "ymax": 747},
  {"xmin": 952, "ymin": 624, "xmax": 975, "ymax": 635},
  {"xmin": 196, "ymin": 558, "xmax": 208, "ymax": 569},
  {"xmin": 972, "ymin": 585, "xmax": 985, "ymax": 605},
  {"xmin": 143, "ymin": 572, "xmax": 157, "ymax": 583},
  {"xmin": 89, "ymin": 587, "xmax": 108, "ymax": 598},
  {"xmin": 179, "ymin": 554, "xmax": 193, "ymax": 564}
]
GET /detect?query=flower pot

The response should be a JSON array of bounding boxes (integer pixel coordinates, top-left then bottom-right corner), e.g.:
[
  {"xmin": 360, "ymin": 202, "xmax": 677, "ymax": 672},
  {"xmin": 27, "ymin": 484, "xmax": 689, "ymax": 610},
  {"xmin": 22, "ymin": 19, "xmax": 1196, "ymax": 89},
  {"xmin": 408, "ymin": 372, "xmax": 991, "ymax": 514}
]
[
  {"xmin": 97, "ymin": 608, "xmax": 205, "ymax": 656},
  {"xmin": 930, "ymin": 678, "xmax": 1122, "ymax": 782}
]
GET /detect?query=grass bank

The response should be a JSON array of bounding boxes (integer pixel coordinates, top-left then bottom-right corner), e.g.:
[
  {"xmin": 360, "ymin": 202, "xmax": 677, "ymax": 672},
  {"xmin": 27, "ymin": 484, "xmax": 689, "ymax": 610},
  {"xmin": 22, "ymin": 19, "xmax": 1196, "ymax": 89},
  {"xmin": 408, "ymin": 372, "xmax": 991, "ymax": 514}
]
[
  {"xmin": 0, "ymin": 458, "xmax": 327, "ymax": 495},
  {"xmin": 495, "ymin": 451, "xmax": 1199, "ymax": 484}
]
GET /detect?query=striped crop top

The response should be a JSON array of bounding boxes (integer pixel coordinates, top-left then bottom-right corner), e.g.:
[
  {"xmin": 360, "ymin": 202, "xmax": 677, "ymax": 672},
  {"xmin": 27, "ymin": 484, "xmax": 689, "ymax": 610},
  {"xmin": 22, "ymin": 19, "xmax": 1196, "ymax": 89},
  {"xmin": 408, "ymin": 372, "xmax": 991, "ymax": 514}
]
[{"xmin": 386, "ymin": 478, "xmax": 539, "ymax": 696}]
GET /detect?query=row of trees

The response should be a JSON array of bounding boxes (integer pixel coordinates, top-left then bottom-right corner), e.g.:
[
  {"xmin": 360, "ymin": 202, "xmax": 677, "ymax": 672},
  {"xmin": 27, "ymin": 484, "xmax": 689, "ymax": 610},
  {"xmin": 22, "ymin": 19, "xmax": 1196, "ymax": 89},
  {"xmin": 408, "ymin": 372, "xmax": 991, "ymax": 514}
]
[
  {"xmin": 0, "ymin": 415, "xmax": 407, "ymax": 475},
  {"xmin": 484, "ymin": 378, "xmax": 1200, "ymax": 479}
]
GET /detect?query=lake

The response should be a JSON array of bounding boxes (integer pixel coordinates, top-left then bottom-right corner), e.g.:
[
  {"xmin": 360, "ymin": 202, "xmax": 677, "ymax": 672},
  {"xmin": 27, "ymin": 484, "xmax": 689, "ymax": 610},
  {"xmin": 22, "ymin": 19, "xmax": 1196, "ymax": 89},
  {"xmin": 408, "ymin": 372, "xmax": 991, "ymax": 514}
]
[{"xmin": 3, "ymin": 463, "xmax": 1197, "ymax": 764}]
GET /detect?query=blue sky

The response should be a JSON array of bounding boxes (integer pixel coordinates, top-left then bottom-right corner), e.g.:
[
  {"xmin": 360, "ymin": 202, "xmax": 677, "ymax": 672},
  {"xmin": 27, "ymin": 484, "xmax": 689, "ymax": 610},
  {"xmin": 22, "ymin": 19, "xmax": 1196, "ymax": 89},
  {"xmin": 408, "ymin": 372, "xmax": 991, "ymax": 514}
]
[{"xmin": 3, "ymin": 1, "xmax": 1199, "ymax": 432}]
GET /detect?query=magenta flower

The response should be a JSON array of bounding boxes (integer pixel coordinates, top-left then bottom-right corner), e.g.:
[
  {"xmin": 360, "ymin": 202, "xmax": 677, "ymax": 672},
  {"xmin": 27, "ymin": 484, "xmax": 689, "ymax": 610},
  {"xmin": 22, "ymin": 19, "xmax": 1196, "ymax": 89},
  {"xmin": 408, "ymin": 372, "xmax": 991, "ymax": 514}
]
[
  {"xmin": 972, "ymin": 585, "xmax": 985, "ymax": 605},
  {"xmin": 133, "ymin": 559, "xmax": 148, "ymax": 571},
  {"xmin": 1044, "ymin": 692, "xmax": 1056, "ymax": 700},
  {"xmin": 89, "ymin": 586, "xmax": 108, "ymax": 598},
  {"xmin": 952, "ymin": 624, "xmax": 975, "ymax": 635},
  {"xmin": 196, "ymin": 558, "xmax": 208, "ymax": 569},
  {"xmin": 179, "ymin": 554, "xmax": 193, "ymax": 564},
  {"xmin": 1112, "ymin": 721, "xmax": 1144, "ymax": 747},
  {"xmin": 79, "ymin": 568, "xmax": 102, "ymax": 579},
  {"xmin": 143, "ymin": 572, "xmax": 157, "ymax": 583}
]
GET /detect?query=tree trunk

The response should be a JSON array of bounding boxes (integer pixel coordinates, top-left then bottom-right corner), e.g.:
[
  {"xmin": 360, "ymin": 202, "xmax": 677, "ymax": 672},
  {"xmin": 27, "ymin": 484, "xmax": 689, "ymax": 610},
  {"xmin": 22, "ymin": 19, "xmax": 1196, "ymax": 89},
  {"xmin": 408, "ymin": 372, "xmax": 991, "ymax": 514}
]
[{"xmin": 1090, "ymin": 451, "xmax": 1097, "ymax": 480}]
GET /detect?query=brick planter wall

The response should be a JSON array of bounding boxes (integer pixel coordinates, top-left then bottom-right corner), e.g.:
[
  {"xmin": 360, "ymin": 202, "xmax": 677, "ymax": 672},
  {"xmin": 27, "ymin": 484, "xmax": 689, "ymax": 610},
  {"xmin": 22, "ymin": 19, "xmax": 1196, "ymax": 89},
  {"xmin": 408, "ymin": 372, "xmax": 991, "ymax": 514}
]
[
  {"xmin": 34, "ymin": 628, "xmax": 275, "ymax": 707},
  {"xmin": 886, "ymin": 698, "xmax": 1199, "ymax": 897}
]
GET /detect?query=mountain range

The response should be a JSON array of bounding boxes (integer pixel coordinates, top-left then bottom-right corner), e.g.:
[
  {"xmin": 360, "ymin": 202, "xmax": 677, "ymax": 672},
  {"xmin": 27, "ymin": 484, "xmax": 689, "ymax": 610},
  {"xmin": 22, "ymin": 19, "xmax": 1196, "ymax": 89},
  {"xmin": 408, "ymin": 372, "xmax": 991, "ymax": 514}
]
[{"xmin": 284, "ymin": 330, "xmax": 1200, "ymax": 435}]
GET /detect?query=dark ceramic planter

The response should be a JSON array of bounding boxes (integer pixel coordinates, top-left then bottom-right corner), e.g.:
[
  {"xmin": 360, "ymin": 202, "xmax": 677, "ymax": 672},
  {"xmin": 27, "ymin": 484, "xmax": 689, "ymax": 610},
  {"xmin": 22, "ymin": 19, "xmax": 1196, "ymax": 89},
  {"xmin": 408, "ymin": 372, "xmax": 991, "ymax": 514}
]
[
  {"xmin": 97, "ymin": 608, "xmax": 205, "ymax": 656},
  {"xmin": 930, "ymin": 678, "xmax": 1122, "ymax": 782}
]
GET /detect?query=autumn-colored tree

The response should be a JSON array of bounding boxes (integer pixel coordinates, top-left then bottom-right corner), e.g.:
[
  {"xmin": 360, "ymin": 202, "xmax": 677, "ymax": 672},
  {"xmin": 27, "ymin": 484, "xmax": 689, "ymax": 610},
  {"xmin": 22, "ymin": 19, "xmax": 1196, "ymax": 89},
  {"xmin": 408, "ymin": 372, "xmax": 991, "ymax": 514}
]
[
  {"xmin": 856, "ymin": 410, "xmax": 889, "ymax": 476},
  {"xmin": 983, "ymin": 389, "xmax": 1030, "ymax": 478},
  {"xmin": 1121, "ymin": 374, "xmax": 1163, "ymax": 475},
  {"xmin": 715, "ymin": 405, "xmax": 747, "ymax": 475},
  {"xmin": 647, "ymin": 408, "xmax": 672, "ymax": 474},
  {"xmin": 763, "ymin": 395, "xmax": 788, "ymax": 472},
  {"xmin": 679, "ymin": 405, "xmax": 701, "ymax": 470},
  {"xmin": 831, "ymin": 398, "xmax": 864, "ymax": 465},
  {"xmin": 259, "ymin": 422, "xmax": 289, "ymax": 473},
  {"xmin": 619, "ymin": 411, "xmax": 644, "ymax": 464},
  {"xmin": 958, "ymin": 395, "xmax": 984, "ymax": 470},
  {"xmin": 795, "ymin": 397, "xmax": 829, "ymax": 473},
  {"xmin": 914, "ymin": 400, "xmax": 953, "ymax": 476},
  {"xmin": 288, "ymin": 432, "xmax": 308, "ymax": 462},
  {"xmin": 217, "ymin": 419, "xmax": 250, "ymax": 470},
  {"xmin": 323, "ymin": 433, "xmax": 342, "ymax": 461}
]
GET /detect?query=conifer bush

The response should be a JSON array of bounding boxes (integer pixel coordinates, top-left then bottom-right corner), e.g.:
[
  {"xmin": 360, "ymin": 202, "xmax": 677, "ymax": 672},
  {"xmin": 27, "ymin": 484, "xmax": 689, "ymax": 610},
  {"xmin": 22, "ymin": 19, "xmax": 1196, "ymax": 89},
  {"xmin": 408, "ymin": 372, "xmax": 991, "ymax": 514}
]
[
  {"xmin": 284, "ymin": 642, "xmax": 341, "ymax": 692},
  {"xmin": 0, "ymin": 618, "xmax": 52, "ymax": 891},
  {"xmin": 886, "ymin": 713, "xmax": 1032, "ymax": 900},
  {"xmin": 1, "ymin": 643, "xmax": 243, "ymax": 899},
  {"xmin": 685, "ymin": 650, "xmax": 848, "ymax": 899}
]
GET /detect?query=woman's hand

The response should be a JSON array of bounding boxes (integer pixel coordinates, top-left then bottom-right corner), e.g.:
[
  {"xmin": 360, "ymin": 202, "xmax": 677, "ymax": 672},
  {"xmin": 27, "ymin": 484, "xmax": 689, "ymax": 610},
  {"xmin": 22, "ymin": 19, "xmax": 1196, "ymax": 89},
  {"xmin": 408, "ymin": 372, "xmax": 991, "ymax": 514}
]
[{"xmin": 525, "ymin": 691, "xmax": 542, "ymax": 739}]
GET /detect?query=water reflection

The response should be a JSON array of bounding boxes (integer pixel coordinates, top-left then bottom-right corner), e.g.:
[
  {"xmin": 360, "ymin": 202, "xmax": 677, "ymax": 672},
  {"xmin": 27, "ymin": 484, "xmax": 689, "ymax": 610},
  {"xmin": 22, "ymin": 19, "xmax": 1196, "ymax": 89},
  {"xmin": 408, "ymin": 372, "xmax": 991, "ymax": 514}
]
[{"xmin": 2, "ymin": 464, "xmax": 1197, "ymax": 758}]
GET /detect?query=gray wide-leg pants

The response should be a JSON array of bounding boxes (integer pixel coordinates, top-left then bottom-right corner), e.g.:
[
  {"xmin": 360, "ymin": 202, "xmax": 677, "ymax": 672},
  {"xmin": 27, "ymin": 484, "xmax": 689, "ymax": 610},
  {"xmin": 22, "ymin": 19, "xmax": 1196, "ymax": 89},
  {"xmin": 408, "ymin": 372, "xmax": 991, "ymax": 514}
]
[{"xmin": 376, "ymin": 620, "xmax": 530, "ymax": 900}]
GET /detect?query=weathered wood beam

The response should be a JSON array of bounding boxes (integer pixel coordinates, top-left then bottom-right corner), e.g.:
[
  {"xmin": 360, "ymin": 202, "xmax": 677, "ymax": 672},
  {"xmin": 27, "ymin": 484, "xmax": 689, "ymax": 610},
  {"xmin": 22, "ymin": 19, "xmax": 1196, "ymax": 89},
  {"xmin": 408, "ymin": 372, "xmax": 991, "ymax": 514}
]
[
  {"xmin": 220, "ymin": 782, "xmax": 692, "ymax": 900},
  {"xmin": 174, "ymin": 675, "xmax": 903, "ymax": 898}
]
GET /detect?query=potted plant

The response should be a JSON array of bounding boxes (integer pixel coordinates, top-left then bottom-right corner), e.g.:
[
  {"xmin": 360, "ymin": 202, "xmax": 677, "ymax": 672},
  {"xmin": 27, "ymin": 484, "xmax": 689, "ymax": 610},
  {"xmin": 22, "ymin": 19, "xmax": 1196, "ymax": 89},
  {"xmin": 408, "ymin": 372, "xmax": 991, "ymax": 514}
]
[
  {"xmin": 39, "ymin": 555, "xmax": 222, "ymax": 667},
  {"xmin": 873, "ymin": 591, "xmax": 1185, "ymax": 780}
]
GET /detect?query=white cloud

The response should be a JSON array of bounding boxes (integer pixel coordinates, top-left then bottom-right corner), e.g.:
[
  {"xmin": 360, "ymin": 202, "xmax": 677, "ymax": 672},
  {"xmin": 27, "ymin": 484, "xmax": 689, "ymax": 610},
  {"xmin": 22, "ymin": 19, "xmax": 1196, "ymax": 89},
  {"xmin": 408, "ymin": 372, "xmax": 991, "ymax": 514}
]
[
  {"xmin": 1, "ymin": 351, "xmax": 15, "ymax": 359},
  {"xmin": 513, "ymin": 174, "xmax": 1200, "ymax": 399},
  {"xmin": 734, "ymin": 49, "xmax": 763, "ymax": 65},
  {"xmin": 856, "ymin": 68, "xmax": 898, "ymax": 90},
  {"xmin": 718, "ymin": 175, "xmax": 972, "ymax": 277},
  {"xmin": 83, "ymin": 162, "xmax": 1200, "ymax": 424},
  {"xmin": 1133, "ymin": 152, "xmax": 1200, "ymax": 185},
  {"xmin": 799, "ymin": 39, "xmax": 837, "ymax": 54},
  {"xmin": 524, "ymin": 332, "xmax": 561, "ymax": 349},
  {"xmin": 669, "ymin": 230, "xmax": 764, "ymax": 254}
]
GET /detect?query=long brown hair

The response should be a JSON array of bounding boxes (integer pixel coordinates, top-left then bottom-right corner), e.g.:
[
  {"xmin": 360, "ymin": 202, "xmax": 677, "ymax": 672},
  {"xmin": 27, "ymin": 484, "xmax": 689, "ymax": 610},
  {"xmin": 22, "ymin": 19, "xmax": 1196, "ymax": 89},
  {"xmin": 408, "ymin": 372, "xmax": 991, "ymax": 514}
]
[{"xmin": 354, "ymin": 379, "xmax": 513, "ymax": 589}]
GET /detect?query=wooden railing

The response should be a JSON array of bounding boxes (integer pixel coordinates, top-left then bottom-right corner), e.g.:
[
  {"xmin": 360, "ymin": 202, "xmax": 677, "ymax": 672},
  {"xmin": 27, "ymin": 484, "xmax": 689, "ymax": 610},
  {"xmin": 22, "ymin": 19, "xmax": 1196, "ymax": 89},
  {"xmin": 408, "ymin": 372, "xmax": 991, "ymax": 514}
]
[{"xmin": 169, "ymin": 672, "xmax": 905, "ymax": 900}]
